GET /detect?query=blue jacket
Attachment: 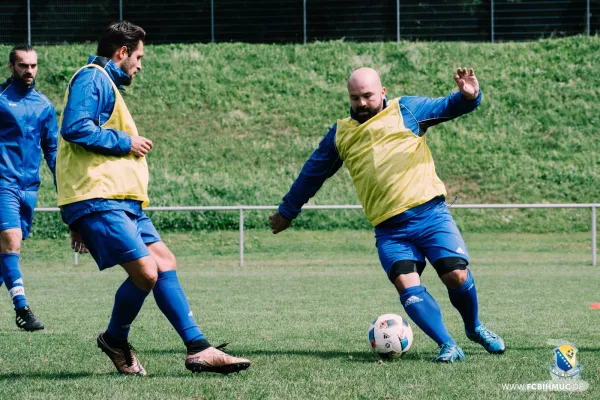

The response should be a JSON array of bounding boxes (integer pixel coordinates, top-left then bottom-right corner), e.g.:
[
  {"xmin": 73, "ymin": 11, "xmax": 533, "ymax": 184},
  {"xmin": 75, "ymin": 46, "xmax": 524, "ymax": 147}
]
[
  {"xmin": 60, "ymin": 56, "xmax": 139, "ymax": 227},
  {"xmin": 0, "ymin": 77, "xmax": 57, "ymax": 190},
  {"xmin": 278, "ymin": 91, "xmax": 482, "ymax": 221}
]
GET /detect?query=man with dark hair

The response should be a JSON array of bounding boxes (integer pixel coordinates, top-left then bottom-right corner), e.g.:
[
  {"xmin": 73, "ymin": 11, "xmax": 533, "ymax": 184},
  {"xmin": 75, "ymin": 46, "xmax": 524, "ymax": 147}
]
[
  {"xmin": 0, "ymin": 45, "xmax": 57, "ymax": 331},
  {"xmin": 57, "ymin": 21, "xmax": 251, "ymax": 376},
  {"xmin": 96, "ymin": 20, "xmax": 146, "ymax": 60},
  {"xmin": 270, "ymin": 67, "xmax": 505, "ymax": 363}
]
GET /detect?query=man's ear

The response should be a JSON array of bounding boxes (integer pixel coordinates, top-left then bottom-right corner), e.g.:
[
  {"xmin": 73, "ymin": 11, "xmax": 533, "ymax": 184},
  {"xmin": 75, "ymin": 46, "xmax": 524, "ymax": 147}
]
[
  {"xmin": 116, "ymin": 45, "xmax": 129, "ymax": 61},
  {"xmin": 8, "ymin": 61, "xmax": 13, "ymax": 74}
]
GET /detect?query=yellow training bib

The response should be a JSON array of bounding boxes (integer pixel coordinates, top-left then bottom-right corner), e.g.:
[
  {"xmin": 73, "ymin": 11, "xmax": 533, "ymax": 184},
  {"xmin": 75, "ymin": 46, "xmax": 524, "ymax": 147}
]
[
  {"xmin": 56, "ymin": 64, "xmax": 149, "ymax": 207},
  {"xmin": 335, "ymin": 98, "xmax": 446, "ymax": 226}
]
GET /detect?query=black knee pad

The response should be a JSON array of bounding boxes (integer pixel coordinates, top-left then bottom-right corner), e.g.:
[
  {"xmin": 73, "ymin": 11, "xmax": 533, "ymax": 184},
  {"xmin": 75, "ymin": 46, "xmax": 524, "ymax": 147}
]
[
  {"xmin": 389, "ymin": 260, "xmax": 426, "ymax": 282},
  {"xmin": 432, "ymin": 257, "xmax": 468, "ymax": 277}
]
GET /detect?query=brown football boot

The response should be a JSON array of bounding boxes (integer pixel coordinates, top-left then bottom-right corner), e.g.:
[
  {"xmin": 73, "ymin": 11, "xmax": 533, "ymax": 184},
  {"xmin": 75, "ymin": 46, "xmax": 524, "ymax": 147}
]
[
  {"xmin": 185, "ymin": 345, "xmax": 251, "ymax": 374},
  {"xmin": 97, "ymin": 333, "xmax": 147, "ymax": 376}
]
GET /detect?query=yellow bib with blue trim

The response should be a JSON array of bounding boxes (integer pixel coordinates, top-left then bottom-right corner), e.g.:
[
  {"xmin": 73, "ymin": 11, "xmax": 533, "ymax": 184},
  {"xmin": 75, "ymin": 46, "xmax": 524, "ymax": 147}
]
[
  {"xmin": 335, "ymin": 97, "xmax": 446, "ymax": 226},
  {"xmin": 56, "ymin": 64, "xmax": 149, "ymax": 207}
]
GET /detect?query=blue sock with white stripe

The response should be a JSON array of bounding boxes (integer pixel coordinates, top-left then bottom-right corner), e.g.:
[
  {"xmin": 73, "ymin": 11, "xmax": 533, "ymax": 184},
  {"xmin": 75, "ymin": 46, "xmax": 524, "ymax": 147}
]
[
  {"xmin": 107, "ymin": 278, "xmax": 149, "ymax": 341},
  {"xmin": 400, "ymin": 285, "xmax": 455, "ymax": 346},
  {"xmin": 153, "ymin": 270, "xmax": 205, "ymax": 344},
  {"xmin": 1, "ymin": 253, "xmax": 28, "ymax": 310},
  {"xmin": 447, "ymin": 269, "xmax": 480, "ymax": 333}
]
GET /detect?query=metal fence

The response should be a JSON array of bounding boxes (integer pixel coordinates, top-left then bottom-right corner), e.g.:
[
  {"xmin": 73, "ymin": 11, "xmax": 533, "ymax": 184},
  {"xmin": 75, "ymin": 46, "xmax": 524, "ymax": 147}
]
[
  {"xmin": 36, "ymin": 203, "xmax": 599, "ymax": 267},
  {"xmin": 0, "ymin": 1, "xmax": 598, "ymax": 45}
]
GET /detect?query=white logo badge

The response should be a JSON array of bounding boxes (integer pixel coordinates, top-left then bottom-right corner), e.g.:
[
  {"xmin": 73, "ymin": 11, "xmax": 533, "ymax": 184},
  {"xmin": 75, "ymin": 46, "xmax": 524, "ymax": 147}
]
[{"xmin": 404, "ymin": 296, "xmax": 423, "ymax": 307}]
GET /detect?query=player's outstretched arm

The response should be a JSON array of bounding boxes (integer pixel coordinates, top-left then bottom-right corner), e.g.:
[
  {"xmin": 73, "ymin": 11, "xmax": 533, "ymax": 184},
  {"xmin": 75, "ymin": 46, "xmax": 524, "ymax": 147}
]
[
  {"xmin": 400, "ymin": 67, "xmax": 482, "ymax": 135},
  {"xmin": 271, "ymin": 124, "xmax": 342, "ymax": 234}
]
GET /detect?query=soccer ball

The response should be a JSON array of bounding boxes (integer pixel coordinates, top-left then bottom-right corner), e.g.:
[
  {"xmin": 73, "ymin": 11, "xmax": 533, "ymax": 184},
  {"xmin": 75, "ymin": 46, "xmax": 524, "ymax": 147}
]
[{"xmin": 368, "ymin": 313, "xmax": 413, "ymax": 359}]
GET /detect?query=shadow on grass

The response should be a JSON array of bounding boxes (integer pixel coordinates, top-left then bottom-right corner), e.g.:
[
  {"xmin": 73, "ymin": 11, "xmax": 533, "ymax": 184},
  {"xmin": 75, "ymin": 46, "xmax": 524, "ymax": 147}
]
[
  {"xmin": 478, "ymin": 345, "xmax": 600, "ymax": 353},
  {"xmin": 0, "ymin": 371, "xmax": 101, "ymax": 381},
  {"xmin": 143, "ymin": 347, "xmax": 427, "ymax": 363},
  {"xmin": 572, "ymin": 347, "xmax": 600, "ymax": 353}
]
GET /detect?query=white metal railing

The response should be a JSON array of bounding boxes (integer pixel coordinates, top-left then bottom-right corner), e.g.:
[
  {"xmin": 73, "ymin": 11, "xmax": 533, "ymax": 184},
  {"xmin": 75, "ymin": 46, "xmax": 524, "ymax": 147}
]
[{"xmin": 35, "ymin": 203, "xmax": 599, "ymax": 267}]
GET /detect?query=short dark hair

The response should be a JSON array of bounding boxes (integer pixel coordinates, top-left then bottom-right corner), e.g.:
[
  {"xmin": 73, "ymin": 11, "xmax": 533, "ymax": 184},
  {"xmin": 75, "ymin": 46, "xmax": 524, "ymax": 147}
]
[
  {"xmin": 97, "ymin": 21, "xmax": 146, "ymax": 58},
  {"xmin": 9, "ymin": 44, "xmax": 35, "ymax": 65}
]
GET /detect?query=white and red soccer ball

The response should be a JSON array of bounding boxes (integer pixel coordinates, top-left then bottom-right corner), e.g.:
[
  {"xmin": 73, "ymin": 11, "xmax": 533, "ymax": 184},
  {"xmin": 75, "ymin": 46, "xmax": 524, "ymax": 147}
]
[{"xmin": 368, "ymin": 313, "xmax": 413, "ymax": 359}]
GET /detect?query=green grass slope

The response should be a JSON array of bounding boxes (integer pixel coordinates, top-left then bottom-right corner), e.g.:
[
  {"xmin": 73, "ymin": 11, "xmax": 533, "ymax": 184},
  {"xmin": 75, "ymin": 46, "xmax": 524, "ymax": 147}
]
[{"xmin": 2, "ymin": 36, "xmax": 598, "ymax": 236}]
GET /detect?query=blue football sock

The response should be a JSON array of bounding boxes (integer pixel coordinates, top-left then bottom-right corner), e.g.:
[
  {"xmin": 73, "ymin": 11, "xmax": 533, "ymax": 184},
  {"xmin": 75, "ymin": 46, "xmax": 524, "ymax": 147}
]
[
  {"xmin": 107, "ymin": 278, "xmax": 149, "ymax": 341},
  {"xmin": 400, "ymin": 285, "xmax": 455, "ymax": 346},
  {"xmin": 1, "ymin": 253, "xmax": 28, "ymax": 310},
  {"xmin": 153, "ymin": 270, "xmax": 205, "ymax": 344},
  {"xmin": 447, "ymin": 269, "xmax": 481, "ymax": 333}
]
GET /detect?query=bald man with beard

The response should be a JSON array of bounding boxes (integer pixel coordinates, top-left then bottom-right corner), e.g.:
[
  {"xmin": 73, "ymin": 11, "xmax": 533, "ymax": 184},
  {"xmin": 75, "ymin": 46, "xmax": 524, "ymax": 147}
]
[{"xmin": 269, "ymin": 67, "xmax": 505, "ymax": 363}]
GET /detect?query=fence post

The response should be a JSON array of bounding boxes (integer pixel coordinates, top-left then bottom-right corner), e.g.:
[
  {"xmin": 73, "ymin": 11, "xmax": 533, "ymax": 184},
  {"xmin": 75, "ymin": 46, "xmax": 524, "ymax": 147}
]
[
  {"xmin": 396, "ymin": 0, "xmax": 400, "ymax": 42},
  {"xmin": 593, "ymin": 206, "xmax": 597, "ymax": 266},
  {"xmin": 586, "ymin": 0, "xmax": 591, "ymax": 37},
  {"xmin": 27, "ymin": 0, "xmax": 31, "ymax": 45},
  {"xmin": 211, "ymin": 0, "xmax": 215, "ymax": 43},
  {"xmin": 303, "ymin": 0, "xmax": 307, "ymax": 44},
  {"xmin": 490, "ymin": 0, "xmax": 495, "ymax": 43},
  {"xmin": 119, "ymin": 0, "xmax": 123, "ymax": 20},
  {"xmin": 239, "ymin": 208, "xmax": 244, "ymax": 267}
]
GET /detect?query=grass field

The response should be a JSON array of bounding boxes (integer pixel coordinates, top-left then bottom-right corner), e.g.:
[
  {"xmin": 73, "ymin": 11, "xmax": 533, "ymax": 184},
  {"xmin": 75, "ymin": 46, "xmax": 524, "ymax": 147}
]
[{"xmin": 0, "ymin": 230, "xmax": 599, "ymax": 399}]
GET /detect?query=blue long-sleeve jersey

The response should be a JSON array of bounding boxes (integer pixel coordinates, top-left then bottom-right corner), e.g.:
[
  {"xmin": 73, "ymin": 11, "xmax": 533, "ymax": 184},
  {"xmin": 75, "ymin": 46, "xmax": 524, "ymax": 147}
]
[
  {"xmin": 60, "ymin": 56, "xmax": 139, "ymax": 227},
  {"xmin": 61, "ymin": 56, "xmax": 132, "ymax": 156},
  {"xmin": 0, "ymin": 77, "xmax": 57, "ymax": 190},
  {"xmin": 278, "ymin": 91, "xmax": 482, "ymax": 221}
]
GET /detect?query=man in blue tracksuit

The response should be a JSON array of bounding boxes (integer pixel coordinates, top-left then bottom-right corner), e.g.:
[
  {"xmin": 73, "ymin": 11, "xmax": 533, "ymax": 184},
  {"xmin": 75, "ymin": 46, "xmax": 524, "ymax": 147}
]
[{"xmin": 0, "ymin": 45, "xmax": 58, "ymax": 331}]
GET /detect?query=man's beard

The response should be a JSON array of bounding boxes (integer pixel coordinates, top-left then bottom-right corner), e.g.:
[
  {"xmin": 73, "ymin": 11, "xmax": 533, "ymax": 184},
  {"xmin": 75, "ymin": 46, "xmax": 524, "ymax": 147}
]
[
  {"xmin": 354, "ymin": 100, "xmax": 383, "ymax": 123},
  {"xmin": 13, "ymin": 71, "xmax": 34, "ymax": 86},
  {"xmin": 119, "ymin": 58, "xmax": 134, "ymax": 86}
]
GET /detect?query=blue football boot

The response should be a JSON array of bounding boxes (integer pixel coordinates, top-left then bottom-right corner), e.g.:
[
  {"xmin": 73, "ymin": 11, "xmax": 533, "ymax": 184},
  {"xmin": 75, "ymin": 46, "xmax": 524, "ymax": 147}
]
[
  {"xmin": 435, "ymin": 343, "xmax": 465, "ymax": 363},
  {"xmin": 466, "ymin": 324, "xmax": 505, "ymax": 354}
]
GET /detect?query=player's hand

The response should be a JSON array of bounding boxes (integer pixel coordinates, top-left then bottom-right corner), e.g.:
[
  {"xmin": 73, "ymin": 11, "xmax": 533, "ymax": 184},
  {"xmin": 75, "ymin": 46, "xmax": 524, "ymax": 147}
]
[
  {"xmin": 454, "ymin": 68, "xmax": 479, "ymax": 100},
  {"xmin": 130, "ymin": 136, "xmax": 153, "ymax": 157},
  {"xmin": 269, "ymin": 212, "xmax": 292, "ymax": 234},
  {"xmin": 71, "ymin": 230, "xmax": 89, "ymax": 254}
]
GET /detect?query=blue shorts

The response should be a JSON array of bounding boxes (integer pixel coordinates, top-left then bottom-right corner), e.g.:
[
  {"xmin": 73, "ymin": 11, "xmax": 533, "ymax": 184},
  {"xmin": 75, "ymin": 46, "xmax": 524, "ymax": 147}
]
[
  {"xmin": 0, "ymin": 187, "xmax": 38, "ymax": 239},
  {"xmin": 375, "ymin": 199, "xmax": 469, "ymax": 278},
  {"xmin": 72, "ymin": 210, "xmax": 162, "ymax": 271}
]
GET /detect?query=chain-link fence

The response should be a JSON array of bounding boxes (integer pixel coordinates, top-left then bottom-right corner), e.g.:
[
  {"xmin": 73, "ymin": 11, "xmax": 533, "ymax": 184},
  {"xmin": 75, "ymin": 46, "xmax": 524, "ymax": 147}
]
[{"xmin": 0, "ymin": 1, "xmax": 598, "ymax": 45}]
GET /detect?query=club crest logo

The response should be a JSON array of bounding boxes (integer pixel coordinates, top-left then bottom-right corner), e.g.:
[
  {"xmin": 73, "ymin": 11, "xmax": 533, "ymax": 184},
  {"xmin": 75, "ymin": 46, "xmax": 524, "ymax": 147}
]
[{"xmin": 550, "ymin": 342, "xmax": 582, "ymax": 378}]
